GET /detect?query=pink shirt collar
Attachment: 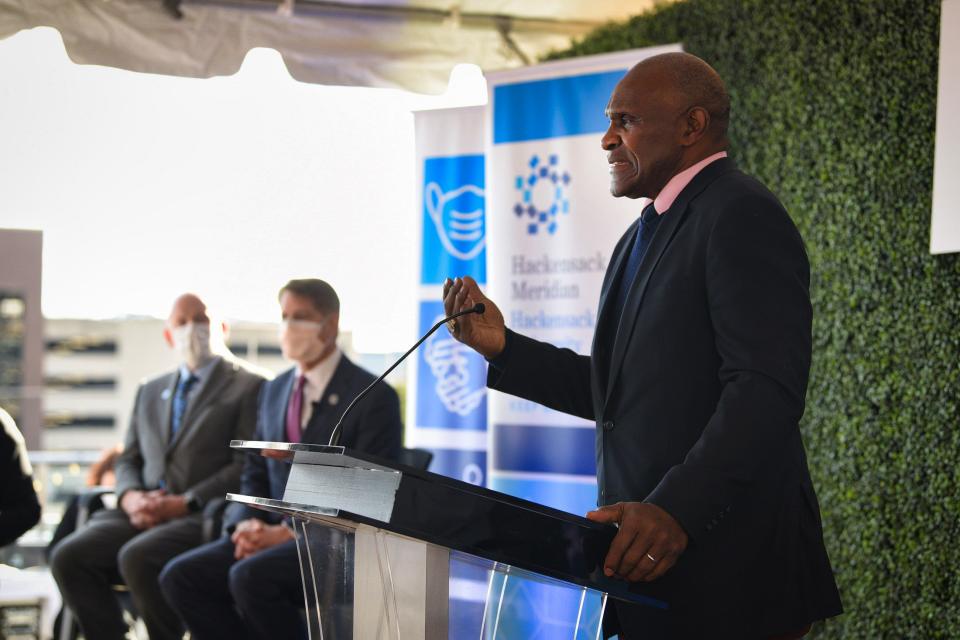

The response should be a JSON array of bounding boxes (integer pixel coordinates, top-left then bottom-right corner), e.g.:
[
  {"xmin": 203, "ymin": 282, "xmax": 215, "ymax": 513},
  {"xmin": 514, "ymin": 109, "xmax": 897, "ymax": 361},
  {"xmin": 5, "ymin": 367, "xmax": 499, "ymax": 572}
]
[{"xmin": 651, "ymin": 151, "xmax": 728, "ymax": 214}]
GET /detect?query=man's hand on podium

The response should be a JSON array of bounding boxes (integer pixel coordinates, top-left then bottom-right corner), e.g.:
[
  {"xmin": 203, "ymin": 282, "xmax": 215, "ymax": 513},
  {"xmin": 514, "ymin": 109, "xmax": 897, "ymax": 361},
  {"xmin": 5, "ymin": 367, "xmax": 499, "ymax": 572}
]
[
  {"xmin": 231, "ymin": 518, "xmax": 295, "ymax": 559},
  {"xmin": 442, "ymin": 276, "xmax": 506, "ymax": 360},
  {"xmin": 586, "ymin": 502, "xmax": 688, "ymax": 583}
]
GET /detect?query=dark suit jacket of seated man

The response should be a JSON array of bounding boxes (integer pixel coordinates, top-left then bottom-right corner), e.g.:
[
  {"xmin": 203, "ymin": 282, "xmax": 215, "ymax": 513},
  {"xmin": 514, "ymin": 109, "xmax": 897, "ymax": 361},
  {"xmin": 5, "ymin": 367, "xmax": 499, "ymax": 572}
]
[
  {"xmin": 50, "ymin": 294, "xmax": 265, "ymax": 640},
  {"xmin": 160, "ymin": 280, "xmax": 403, "ymax": 640},
  {"xmin": 160, "ymin": 354, "xmax": 402, "ymax": 640}
]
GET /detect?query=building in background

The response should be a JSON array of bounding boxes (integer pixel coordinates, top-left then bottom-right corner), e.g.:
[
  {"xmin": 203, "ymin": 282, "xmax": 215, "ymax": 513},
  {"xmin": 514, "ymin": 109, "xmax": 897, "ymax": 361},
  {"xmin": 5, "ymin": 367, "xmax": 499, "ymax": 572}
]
[
  {"xmin": 41, "ymin": 317, "xmax": 360, "ymax": 452},
  {"xmin": 0, "ymin": 229, "xmax": 43, "ymax": 450}
]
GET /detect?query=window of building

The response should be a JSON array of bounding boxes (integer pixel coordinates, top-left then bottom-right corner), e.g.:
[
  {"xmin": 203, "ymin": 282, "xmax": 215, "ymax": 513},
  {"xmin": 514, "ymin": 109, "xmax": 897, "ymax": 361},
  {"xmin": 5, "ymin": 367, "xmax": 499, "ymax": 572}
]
[
  {"xmin": 45, "ymin": 337, "xmax": 118, "ymax": 354},
  {"xmin": 44, "ymin": 413, "xmax": 116, "ymax": 429},
  {"xmin": 257, "ymin": 344, "xmax": 282, "ymax": 357},
  {"xmin": 0, "ymin": 291, "xmax": 26, "ymax": 424},
  {"xmin": 45, "ymin": 376, "xmax": 117, "ymax": 390}
]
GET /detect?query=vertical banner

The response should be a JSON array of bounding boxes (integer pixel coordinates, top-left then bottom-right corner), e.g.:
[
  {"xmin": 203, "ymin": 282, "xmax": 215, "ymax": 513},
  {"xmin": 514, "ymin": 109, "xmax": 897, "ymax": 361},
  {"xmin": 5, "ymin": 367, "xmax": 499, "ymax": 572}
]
[
  {"xmin": 486, "ymin": 45, "xmax": 681, "ymax": 518},
  {"xmin": 410, "ymin": 106, "xmax": 489, "ymax": 485},
  {"xmin": 412, "ymin": 106, "xmax": 491, "ymax": 637}
]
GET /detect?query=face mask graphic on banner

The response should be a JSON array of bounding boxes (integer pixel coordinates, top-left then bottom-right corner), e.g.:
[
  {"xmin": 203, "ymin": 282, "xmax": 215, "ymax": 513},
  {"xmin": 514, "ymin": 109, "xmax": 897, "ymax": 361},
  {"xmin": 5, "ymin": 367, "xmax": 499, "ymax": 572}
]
[
  {"xmin": 425, "ymin": 181, "xmax": 486, "ymax": 261},
  {"xmin": 171, "ymin": 322, "xmax": 214, "ymax": 369},
  {"xmin": 280, "ymin": 319, "xmax": 327, "ymax": 363}
]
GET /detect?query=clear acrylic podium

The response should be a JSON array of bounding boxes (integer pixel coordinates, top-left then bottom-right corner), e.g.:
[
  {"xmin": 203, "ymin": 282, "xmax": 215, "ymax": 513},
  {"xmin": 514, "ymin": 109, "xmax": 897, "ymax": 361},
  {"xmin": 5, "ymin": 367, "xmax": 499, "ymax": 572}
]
[{"xmin": 226, "ymin": 441, "xmax": 666, "ymax": 640}]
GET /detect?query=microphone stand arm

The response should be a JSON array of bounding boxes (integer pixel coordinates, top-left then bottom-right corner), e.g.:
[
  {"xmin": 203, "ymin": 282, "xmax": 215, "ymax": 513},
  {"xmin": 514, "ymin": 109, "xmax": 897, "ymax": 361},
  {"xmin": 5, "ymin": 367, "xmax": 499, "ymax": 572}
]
[{"xmin": 327, "ymin": 303, "xmax": 485, "ymax": 447}]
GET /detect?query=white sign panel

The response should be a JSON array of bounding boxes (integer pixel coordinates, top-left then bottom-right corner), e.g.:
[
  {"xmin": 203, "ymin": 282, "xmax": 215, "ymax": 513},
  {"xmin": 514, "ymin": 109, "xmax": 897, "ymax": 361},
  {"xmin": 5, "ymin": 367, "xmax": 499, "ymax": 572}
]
[{"xmin": 932, "ymin": 0, "xmax": 960, "ymax": 254}]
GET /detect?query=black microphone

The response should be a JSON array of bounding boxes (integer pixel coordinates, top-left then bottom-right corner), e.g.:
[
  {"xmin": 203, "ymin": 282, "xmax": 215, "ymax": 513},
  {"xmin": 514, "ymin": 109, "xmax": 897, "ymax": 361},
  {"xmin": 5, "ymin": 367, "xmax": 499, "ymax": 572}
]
[{"xmin": 327, "ymin": 302, "xmax": 486, "ymax": 447}]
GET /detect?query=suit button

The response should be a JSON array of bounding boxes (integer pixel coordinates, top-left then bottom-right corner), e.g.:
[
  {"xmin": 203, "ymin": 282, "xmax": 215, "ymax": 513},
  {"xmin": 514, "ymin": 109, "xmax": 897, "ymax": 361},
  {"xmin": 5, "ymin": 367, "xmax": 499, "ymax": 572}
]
[{"xmin": 602, "ymin": 420, "xmax": 614, "ymax": 431}]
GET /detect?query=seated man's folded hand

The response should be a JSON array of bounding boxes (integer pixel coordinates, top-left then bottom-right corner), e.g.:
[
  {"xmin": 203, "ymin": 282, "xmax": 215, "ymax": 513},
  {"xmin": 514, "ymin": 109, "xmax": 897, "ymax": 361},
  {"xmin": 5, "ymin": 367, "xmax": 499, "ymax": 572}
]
[
  {"xmin": 125, "ymin": 490, "xmax": 187, "ymax": 527},
  {"xmin": 120, "ymin": 489, "xmax": 148, "ymax": 516},
  {"xmin": 121, "ymin": 489, "xmax": 161, "ymax": 529},
  {"xmin": 231, "ymin": 519, "xmax": 294, "ymax": 559},
  {"xmin": 147, "ymin": 494, "xmax": 189, "ymax": 523},
  {"xmin": 129, "ymin": 510, "xmax": 158, "ymax": 530}
]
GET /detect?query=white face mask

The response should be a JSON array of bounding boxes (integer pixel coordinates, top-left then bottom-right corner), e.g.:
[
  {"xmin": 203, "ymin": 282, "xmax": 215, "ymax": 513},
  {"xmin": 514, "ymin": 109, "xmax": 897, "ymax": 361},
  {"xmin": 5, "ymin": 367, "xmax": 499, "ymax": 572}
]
[
  {"xmin": 171, "ymin": 322, "xmax": 214, "ymax": 370},
  {"xmin": 280, "ymin": 319, "xmax": 327, "ymax": 365}
]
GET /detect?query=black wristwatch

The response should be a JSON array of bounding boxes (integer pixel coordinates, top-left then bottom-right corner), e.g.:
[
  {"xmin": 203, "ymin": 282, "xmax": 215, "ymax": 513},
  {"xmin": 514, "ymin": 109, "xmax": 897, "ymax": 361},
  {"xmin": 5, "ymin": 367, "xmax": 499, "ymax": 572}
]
[{"xmin": 186, "ymin": 495, "xmax": 202, "ymax": 513}]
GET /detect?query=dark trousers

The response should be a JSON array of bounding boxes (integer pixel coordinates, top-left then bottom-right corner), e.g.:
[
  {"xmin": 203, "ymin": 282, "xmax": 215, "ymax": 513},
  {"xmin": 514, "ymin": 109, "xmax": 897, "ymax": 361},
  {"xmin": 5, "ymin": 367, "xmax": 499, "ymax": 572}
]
[
  {"xmin": 607, "ymin": 600, "xmax": 812, "ymax": 639},
  {"xmin": 49, "ymin": 508, "xmax": 202, "ymax": 640},
  {"xmin": 160, "ymin": 535, "xmax": 305, "ymax": 640}
]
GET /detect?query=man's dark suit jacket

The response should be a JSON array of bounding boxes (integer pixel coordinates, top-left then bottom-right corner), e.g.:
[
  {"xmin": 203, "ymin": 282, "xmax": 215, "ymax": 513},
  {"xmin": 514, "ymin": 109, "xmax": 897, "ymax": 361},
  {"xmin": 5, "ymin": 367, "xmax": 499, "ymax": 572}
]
[
  {"xmin": 225, "ymin": 353, "xmax": 403, "ymax": 529},
  {"xmin": 488, "ymin": 158, "xmax": 842, "ymax": 638}
]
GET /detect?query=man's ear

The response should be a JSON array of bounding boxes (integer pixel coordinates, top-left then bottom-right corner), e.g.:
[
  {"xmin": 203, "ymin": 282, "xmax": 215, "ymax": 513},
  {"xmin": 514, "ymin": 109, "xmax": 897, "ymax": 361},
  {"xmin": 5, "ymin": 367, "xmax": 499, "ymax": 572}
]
[
  {"xmin": 163, "ymin": 327, "xmax": 174, "ymax": 348},
  {"xmin": 680, "ymin": 106, "xmax": 710, "ymax": 146},
  {"xmin": 327, "ymin": 313, "xmax": 340, "ymax": 337},
  {"xmin": 220, "ymin": 321, "xmax": 230, "ymax": 341}
]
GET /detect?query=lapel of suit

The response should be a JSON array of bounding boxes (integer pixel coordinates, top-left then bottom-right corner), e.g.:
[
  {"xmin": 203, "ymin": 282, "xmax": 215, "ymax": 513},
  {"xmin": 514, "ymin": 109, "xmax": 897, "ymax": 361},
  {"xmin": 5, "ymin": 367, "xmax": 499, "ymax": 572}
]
[
  {"xmin": 167, "ymin": 358, "xmax": 233, "ymax": 452},
  {"xmin": 591, "ymin": 218, "xmax": 640, "ymax": 400},
  {"xmin": 275, "ymin": 368, "xmax": 297, "ymax": 442},
  {"xmin": 603, "ymin": 158, "xmax": 737, "ymax": 409},
  {"xmin": 595, "ymin": 218, "xmax": 640, "ymax": 337},
  {"xmin": 159, "ymin": 373, "xmax": 179, "ymax": 445},
  {"xmin": 302, "ymin": 357, "xmax": 351, "ymax": 446}
]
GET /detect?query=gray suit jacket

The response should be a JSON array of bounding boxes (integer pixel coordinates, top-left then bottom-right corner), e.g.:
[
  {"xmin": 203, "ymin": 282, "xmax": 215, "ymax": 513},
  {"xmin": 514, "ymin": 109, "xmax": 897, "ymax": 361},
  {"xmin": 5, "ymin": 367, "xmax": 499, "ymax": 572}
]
[{"xmin": 115, "ymin": 356, "xmax": 266, "ymax": 508}]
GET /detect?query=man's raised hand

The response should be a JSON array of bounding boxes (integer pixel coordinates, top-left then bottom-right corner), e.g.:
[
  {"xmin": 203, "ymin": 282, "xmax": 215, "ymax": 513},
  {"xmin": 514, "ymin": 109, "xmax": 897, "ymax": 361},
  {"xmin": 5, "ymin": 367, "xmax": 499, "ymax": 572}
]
[{"xmin": 442, "ymin": 276, "xmax": 506, "ymax": 360}]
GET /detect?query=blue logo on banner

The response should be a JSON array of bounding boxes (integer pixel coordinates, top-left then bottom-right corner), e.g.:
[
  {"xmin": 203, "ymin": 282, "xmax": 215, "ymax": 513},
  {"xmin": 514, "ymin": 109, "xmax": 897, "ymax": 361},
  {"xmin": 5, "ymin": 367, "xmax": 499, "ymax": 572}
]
[
  {"xmin": 422, "ymin": 155, "xmax": 486, "ymax": 284},
  {"xmin": 416, "ymin": 300, "xmax": 487, "ymax": 430},
  {"xmin": 513, "ymin": 153, "xmax": 571, "ymax": 235}
]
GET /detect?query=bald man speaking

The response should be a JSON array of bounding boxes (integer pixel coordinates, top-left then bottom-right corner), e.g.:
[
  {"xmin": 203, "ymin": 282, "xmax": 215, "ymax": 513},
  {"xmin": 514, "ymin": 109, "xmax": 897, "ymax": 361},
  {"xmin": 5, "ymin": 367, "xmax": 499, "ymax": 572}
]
[{"xmin": 444, "ymin": 53, "xmax": 842, "ymax": 639}]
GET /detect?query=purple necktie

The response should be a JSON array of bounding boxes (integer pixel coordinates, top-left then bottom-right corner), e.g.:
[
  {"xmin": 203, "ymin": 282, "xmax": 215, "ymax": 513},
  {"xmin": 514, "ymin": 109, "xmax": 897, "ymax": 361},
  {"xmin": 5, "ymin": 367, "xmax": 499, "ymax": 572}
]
[{"xmin": 285, "ymin": 375, "xmax": 306, "ymax": 443}]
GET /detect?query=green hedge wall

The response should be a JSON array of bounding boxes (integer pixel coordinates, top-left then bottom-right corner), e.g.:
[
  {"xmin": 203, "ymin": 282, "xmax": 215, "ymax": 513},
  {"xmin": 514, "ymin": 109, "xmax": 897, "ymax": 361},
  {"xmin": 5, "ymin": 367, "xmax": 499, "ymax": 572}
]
[{"xmin": 549, "ymin": 1, "xmax": 960, "ymax": 637}]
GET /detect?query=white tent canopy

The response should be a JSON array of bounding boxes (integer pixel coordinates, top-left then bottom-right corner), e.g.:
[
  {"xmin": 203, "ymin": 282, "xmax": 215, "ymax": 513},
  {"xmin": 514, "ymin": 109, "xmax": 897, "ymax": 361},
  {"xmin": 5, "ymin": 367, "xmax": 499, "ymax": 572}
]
[{"xmin": 0, "ymin": 0, "xmax": 657, "ymax": 93}]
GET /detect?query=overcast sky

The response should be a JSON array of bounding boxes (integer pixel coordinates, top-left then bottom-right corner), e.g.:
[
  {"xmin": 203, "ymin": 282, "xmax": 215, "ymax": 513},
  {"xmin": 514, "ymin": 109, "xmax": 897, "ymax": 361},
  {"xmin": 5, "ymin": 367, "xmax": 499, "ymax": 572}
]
[{"xmin": 0, "ymin": 28, "xmax": 486, "ymax": 352}]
